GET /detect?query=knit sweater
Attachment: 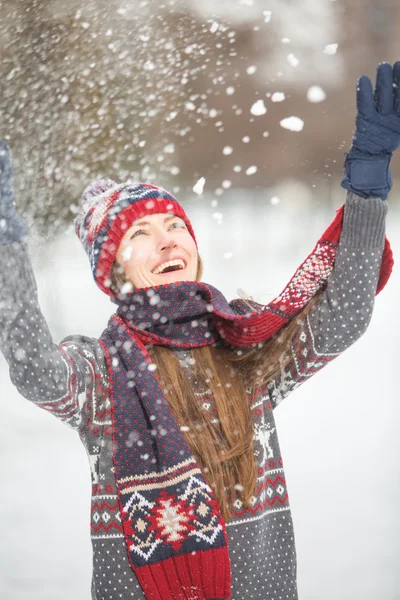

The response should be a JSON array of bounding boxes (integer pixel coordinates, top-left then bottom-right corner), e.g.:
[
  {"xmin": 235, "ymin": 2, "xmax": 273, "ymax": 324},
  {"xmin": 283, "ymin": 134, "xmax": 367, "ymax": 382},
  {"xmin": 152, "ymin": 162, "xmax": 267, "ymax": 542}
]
[{"xmin": 0, "ymin": 192, "xmax": 387, "ymax": 600}]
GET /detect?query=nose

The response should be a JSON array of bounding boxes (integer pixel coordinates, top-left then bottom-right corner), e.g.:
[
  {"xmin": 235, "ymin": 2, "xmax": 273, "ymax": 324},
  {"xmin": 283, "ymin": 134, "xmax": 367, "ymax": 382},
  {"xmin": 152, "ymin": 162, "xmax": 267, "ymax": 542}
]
[{"xmin": 156, "ymin": 229, "xmax": 178, "ymax": 253}]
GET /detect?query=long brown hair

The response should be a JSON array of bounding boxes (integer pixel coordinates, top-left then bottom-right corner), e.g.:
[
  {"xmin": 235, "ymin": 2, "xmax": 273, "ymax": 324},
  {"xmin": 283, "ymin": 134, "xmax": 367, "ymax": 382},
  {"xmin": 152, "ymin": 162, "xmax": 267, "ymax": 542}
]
[{"xmin": 110, "ymin": 256, "xmax": 324, "ymax": 522}]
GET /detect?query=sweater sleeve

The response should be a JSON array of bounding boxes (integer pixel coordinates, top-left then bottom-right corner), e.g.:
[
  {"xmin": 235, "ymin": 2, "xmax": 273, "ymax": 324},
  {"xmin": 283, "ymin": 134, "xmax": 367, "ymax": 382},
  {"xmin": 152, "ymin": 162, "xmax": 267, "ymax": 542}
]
[
  {"xmin": 0, "ymin": 241, "xmax": 108, "ymax": 431},
  {"xmin": 266, "ymin": 191, "xmax": 388, "ymax": 410}
]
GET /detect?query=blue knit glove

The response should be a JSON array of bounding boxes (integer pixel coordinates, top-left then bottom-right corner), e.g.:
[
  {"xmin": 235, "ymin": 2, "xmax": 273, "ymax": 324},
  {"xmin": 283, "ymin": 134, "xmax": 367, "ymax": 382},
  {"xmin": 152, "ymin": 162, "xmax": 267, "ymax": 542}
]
[
  {"xmin": 341, "ymin": 61, "xmax": 400, "ymax": 200},
  {"xmin": 0, "ymin": 140, "xmax": 28, "ymax": 243}
]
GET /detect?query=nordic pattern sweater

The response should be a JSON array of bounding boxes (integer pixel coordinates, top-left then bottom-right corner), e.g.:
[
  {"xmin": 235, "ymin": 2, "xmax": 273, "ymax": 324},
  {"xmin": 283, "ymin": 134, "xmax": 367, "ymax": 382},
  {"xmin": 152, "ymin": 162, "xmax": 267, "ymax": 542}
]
[{"xmin": 0, "ymin": 192, "xmax": 387, "ymax": 600}]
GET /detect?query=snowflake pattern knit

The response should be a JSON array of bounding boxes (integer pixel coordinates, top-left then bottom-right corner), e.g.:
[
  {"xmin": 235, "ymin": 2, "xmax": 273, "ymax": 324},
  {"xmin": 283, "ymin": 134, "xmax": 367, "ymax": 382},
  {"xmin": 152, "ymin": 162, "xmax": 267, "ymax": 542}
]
[{"xmin": 0, "ymin": 192, "xmax": 388, "ymax": 599}]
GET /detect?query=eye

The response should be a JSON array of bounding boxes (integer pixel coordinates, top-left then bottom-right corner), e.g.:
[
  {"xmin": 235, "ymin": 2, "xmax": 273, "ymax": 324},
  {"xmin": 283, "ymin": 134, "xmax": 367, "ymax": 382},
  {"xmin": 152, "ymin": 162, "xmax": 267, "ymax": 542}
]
[
  {"xmin": 130, "ymin": 229, "xmax": 147, "ymax": 239},
  {"xmin": 169, "ymin": 221, "xmax": 186, "ymax": 230}
]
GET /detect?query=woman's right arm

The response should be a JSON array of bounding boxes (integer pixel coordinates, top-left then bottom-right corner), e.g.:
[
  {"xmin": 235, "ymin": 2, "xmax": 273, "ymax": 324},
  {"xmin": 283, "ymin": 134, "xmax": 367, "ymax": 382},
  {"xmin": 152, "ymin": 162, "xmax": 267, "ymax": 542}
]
[
  {"xmin": 0, "ymin": 242, "xmax": 108, "ymax": 431},
  {"xmin": 0, "ymin": 141, "xmax": 107, "ymax": 431}
]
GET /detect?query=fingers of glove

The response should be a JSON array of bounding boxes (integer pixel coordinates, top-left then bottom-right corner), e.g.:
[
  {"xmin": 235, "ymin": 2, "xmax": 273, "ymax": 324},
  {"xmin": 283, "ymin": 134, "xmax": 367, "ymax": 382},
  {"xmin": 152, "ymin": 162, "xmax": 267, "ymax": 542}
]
[
  {"xmin": 393, "ymin": 61, "xmax": 400, "ymax": 115},
  {"xmin": 357, "ymin": 76, "xmax": 375, "ymax": 118},
  {"xmin": 374, "ymin": 62, "xmax": 393, "ymax": 115}
]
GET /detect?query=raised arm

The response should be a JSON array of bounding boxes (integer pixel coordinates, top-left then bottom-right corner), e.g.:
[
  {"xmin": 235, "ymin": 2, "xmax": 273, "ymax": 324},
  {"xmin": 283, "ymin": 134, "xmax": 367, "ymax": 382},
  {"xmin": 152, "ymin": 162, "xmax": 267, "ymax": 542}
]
[
  {"xmin": 267, "ymin": 61, "xmax": 400, "ymax": 408},
  {"xmin": 267, "ymin": 191, "xmax": 386, "ymax": 409},
  {"xmin": 0, "ymin": 140, "xmax": 107, "ymax": 431}
]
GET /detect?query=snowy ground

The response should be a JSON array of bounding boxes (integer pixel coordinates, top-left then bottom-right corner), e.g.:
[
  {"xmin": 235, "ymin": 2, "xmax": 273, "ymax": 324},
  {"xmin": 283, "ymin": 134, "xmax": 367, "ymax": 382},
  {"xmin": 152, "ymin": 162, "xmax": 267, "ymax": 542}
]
[{"xmin": 1, "ymin": 191, "xmax": 399, "ymax": 600}]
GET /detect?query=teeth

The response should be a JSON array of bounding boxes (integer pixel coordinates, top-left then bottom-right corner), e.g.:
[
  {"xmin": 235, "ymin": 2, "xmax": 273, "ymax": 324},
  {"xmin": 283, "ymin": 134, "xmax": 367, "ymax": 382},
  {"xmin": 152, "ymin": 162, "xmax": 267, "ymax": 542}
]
[{"xmin": 152, "ymin": 259, "xmax": 186, "ymax": 275}]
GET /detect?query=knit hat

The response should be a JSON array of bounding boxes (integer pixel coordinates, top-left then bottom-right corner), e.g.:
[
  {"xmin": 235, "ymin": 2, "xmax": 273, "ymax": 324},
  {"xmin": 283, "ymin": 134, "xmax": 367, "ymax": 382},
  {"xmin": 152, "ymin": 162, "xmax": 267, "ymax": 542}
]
[{"xmin": 74, "ymin": 179, "xmax": 197, "ymax": 298}]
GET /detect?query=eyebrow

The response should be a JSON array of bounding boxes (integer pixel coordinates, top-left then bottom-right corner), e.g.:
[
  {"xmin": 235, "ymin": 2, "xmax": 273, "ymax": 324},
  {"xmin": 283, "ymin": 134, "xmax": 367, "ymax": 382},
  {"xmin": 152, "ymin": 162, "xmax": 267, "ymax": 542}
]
[{"xmin": 131, "ymin": 215, "xmax": 182, "ymax": 227}]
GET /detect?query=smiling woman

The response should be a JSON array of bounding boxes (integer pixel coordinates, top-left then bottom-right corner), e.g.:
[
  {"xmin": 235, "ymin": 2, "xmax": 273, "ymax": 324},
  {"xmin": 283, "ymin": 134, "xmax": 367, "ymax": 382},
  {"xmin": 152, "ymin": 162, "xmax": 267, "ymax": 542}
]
[{"xmin": 0, "ymin": 58, "xmax": 396, "ymax": 600}]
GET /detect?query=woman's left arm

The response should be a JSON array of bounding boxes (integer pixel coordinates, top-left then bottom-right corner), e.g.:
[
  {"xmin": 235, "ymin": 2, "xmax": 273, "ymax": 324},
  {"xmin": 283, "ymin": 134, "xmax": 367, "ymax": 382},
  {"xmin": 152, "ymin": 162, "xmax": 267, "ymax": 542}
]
[
  {"xmin": 267, "ymin": 60, "xmax": 400, "ymax": 409},
  {"xmin": 267, "ymin": 190, "xmax": 386, "ymax": 409}
]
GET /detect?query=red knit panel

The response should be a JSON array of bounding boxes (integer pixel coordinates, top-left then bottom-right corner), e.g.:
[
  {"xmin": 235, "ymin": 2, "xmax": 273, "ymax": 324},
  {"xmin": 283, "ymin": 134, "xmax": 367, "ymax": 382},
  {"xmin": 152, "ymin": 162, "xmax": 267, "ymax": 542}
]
[
  {"xmin": 173, "ymin": 554, "xmax": 195, "ymax": 595},
  {"xmin": 201, "ymin": 547, "xmax": 231, "ymax": 599},
  {"xmin": 135, "ymin": 548, "xmax": 232, "ymax": 600},
  {"xmin": 377, "ymin": 237, "xmax": 394, "ymax": 294},
  {"xmin": 217, "ymin": 312, "xmax": 287, "ymax": 347},
  {"xmin": 320, "ymin": 204, "xmax": 344, "ymax": 244}
]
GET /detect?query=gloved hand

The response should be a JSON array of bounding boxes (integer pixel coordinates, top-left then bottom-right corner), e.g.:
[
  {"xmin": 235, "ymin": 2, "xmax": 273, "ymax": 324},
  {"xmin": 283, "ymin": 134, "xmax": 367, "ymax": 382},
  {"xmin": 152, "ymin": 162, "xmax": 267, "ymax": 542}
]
[
  {"xmin": 0, "ymin": 140, "xmax": 28, "ymax": 243},
  {"xmin": 341, "ymin": 61, "xmax": 400, "ymax": 200}
]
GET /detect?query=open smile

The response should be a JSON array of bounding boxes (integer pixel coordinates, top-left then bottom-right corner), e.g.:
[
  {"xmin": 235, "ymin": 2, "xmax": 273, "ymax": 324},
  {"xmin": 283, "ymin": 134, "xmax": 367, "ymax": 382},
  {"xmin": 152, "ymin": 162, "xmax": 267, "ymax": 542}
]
[{"xmin": 152, "ymin": 258, "xmax": 187, "ymax": 275}]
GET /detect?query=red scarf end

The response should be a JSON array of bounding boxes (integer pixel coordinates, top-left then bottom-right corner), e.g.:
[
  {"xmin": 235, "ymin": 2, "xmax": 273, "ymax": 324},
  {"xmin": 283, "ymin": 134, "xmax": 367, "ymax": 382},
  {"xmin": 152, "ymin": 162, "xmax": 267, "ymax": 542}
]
[{"xmin": 134, "ymin": 547, "xmax": 232, "ymax": 600}]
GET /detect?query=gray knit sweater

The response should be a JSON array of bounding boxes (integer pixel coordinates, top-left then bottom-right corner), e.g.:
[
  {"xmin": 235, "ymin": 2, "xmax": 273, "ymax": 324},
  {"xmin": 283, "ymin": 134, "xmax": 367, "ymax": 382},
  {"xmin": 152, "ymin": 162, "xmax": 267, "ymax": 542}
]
[{"xmin": 0, "ymin": 192, "xmax": 388, "ymax": 600}]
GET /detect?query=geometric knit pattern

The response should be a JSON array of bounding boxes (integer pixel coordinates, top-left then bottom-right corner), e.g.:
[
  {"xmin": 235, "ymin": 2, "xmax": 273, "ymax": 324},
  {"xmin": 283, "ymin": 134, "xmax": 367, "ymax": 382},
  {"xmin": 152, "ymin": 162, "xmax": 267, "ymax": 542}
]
[{"xmin": 99, "ymin": 315, "xmax": 232, "ymax": 599}]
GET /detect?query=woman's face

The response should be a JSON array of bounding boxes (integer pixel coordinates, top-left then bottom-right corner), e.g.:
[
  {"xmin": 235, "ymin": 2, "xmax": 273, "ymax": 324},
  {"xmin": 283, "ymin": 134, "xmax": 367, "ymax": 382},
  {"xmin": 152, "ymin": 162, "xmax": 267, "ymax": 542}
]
[{"xmin": 115, "ymin": 212, "xmax": 198, "ymax": 289}]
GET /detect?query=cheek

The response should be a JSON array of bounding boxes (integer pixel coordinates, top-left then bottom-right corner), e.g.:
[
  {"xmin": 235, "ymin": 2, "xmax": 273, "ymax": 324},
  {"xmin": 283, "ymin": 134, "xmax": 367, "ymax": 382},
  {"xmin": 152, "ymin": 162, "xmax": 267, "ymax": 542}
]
[
  {"xmin": 121, "ymin": 246, "xmax": 133, "ymax": 261},
  {"xmin": 121, "ymin": 245, "xmax": 146, "ymax": 264},
  {"xmin": 180, "ymin": 232, "xmax": 196, "ymax": 252},
  {"xmin": 187, "ymin": 238, "xmax": 198, "ymax": 256}
]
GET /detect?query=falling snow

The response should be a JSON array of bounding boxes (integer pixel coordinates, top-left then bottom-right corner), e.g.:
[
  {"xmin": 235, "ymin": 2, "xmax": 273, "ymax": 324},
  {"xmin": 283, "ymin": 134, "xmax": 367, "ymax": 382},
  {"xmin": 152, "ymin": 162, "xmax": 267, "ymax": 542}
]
[
  {"xmin": 324, "ymin": 43, "xmax": 338, "ymax": 55},
  {"xmin": 263, "ymin": 10, "xmax": 272, "ymax": 23},
  {"xmin": 247, "ymin": 65, "xmax": 257, "ymax": 75},
  {"xmin": 193, "ymin": 177, "xmax": 206, "ymax": 195},
  {"xmin": 287, "ymin": 54, "xmax": 299, "ymax": 67},
  {"xmin": 279, "ymin": 117, "xmax": 304, "ymax": 132},
  {"xmin": 250, "ymin": 100, "xmax": 267, "ymax": 116},
  {"xmin": 307, "ymin": 86, "xmax": 327, "ymax": 103},
  {"xmin": 212, "ymin": 212, "xmax": 223, "ymax": 224},
  {"xmin": 271, "ymin": 92, "xmax": 286, "ymax": 102},
  {"xmin": 246, "ymin": 166, "xmax": 257, "ymax": 175}
]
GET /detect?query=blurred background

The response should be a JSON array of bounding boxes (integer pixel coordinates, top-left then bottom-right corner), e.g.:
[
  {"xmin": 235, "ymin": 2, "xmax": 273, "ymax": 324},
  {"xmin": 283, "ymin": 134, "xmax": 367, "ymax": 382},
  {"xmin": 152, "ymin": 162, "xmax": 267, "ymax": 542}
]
[{"xmin": 0, "ymin": 0, "xmax": 399, "ymax": 599}]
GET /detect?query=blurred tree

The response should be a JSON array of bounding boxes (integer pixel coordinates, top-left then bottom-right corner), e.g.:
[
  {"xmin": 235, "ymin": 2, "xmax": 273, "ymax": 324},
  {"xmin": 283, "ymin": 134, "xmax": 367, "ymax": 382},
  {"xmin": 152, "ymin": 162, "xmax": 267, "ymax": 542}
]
[{"xmin": 0, "ymin": 0, "xmax": 398, "ymax": 238}]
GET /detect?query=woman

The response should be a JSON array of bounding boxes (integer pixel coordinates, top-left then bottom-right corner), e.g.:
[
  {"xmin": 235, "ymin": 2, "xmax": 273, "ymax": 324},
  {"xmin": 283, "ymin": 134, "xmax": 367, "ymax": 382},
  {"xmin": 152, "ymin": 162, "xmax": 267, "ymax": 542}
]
[{"xmin": 0, "ymin": 62, "xmax": 397, "ymax": 600}]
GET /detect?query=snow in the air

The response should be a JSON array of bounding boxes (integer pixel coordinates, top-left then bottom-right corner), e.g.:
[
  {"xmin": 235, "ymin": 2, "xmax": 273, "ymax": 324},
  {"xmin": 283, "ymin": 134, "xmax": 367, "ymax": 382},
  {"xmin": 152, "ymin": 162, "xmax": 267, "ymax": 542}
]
[
  {"xmin": 287, "ymin": 54, "xmax": 299, "ymax": 67},
  {"xmin": 247, "ymin": 65, "xmax": 257, "ymax": 75},
  {"xmin": 324, "ymin": 43, "xmax": 338, "ymax": 55},
  {"xmin": 279, "ymin": 116, "xmax": 305, "ymax": 132},
  {"xmin": 271, "ymin": 92, "xmax": 286, "ymax": 102},
  {"xmin": 246, "ymin": 166, "xmax": 257, "ymax": 175},
  {"xmin": 263, "ymin": 10, "xmax": 272, "ymax": 23},
  {"xmin": 193, "ymin": 177, "xmax": 206, "ymax": 195},
  {"xmin": 250, "ymin": 100, "xmax": 267, "ymax": 116},
  {"xmin": 307, "ymin": 86, "xmax": 327, "ymax": 103},
  {"xmin": 163, "ymin": 143, "xmax": 175, "ymax": 154}
]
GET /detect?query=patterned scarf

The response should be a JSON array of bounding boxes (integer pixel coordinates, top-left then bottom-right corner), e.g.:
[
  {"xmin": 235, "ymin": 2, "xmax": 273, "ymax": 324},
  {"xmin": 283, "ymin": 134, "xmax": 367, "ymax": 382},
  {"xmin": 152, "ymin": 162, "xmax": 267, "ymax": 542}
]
[{"xmin": 98, "ymin": 204, "xmax": 393, "ymax": 600}]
